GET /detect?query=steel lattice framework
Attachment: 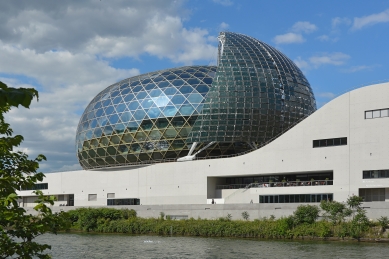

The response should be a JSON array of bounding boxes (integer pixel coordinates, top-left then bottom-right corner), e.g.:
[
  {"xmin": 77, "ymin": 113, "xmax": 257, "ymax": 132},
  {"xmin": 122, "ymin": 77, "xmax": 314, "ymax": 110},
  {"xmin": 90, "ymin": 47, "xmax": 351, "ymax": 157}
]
[
  {"xmin": 76, "ymin": 66, "xmax": 251, "ymax": 169},
  {"xmin": 76, "ymin": 32, "xmax": 317, "ymax": 169},
  {"xmin": 187, "ymin": 32, "xmax": 316, "ymax": 144}
]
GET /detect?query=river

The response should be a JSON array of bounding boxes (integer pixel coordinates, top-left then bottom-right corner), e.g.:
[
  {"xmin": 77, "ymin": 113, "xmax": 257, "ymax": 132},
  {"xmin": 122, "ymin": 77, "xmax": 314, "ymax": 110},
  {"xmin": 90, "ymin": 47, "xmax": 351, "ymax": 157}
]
[{"xmin": 36, "ymin": 233, "xmax": 388, "ymax": 258}]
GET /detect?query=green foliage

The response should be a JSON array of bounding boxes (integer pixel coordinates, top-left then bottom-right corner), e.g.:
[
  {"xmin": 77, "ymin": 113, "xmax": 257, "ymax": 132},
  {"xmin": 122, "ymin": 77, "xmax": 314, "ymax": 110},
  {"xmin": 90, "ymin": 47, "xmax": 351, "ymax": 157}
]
[
  {"xmin": 65, "ymin": 207, "xmax": 384, "ymax": 240},
  {"xmin": 293, "ymin": 204, "xmax": 320, "ymax": 225},
  {"xmin": 65, "ymin": 208, "xmax": 137, "ymax": 232},
  {"xmin": 378, "ymin": 216, "xmax": 389, "ymax": 232},
  {"xmin": 159, "ymin": 212, "xmax": 165, "ymax": 220},
  {"xmin": 347, "ymin": 195, "xmax": 364, "ymax": 210},
  {"xmin": 0, "ymin": 81, "xmax": 39, "ymax": 109},
  {"xmin": 226, "ymin": 213, "xmax": 232, "ymax": 221},
  {"xmin": 121, "ymin": 208, "xmax": 137, "ymax": 219},
  {"xmin": 241, "ymin": 211, "xmax": 249, "ymax": 221},
  {"xmin": 0, "ymin": 81, "xmax": 69, "ymax": 258},
  {"xmin": 320, "ymin": 200, "xmax": 351, "ymax": 224},
  {"xmin": 349, "ymin": 208, "xmax": 370, "ymax": 239}
]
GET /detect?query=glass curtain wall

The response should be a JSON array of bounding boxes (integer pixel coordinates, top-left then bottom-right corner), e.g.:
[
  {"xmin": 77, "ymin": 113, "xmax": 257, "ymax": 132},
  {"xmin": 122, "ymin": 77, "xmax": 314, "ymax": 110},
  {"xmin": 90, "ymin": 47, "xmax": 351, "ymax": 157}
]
[{"xmin": 188, "ymin": 32, "xmax": 316, "ymax": 145}]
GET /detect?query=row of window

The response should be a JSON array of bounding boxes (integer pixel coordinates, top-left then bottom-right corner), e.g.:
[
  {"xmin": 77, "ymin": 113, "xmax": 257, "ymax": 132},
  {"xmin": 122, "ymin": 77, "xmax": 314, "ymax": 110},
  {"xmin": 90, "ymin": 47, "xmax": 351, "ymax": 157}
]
[
  {"xmin": 313, "ymin": 137, "xmax": 347, "ymax": 148},
  {"xmin": 259, "ymin": 193, "xmax": 333, "ymax": 204},
  {"xmin": 88, "ymin": 194, "xmax": 140, "ymax": 205},
  {"xmin": 365, "ymin": 108, "xmax": 389, "ymax": 119},
  {"xmin": 21, "ymin": 183, "xmax": 48, "ymax": 191},
  {"xmin": 363, "ymin": 170, "xmax": 389, "ymax": 179},
  {"xmin": 225, "ymin": 172, "xmax": 333, "ymax": 185},
  {"xmin": 107, "ymin": 199, "xmax": 140, "ymax": 206}
]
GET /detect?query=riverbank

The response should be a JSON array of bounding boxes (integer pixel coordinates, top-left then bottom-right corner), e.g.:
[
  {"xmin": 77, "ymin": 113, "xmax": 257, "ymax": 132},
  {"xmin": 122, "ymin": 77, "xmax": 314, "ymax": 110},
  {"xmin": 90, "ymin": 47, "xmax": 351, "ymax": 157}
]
[{"xmin": 64, "ymin": 207, "xmax": 389, "ymax": 241}]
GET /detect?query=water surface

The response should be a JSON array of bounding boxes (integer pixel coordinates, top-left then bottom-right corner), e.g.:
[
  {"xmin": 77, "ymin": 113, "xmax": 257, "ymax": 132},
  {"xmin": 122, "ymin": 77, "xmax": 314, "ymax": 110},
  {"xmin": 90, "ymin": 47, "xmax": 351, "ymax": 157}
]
[{"xmin": 36, "ymin": 233, "xmax": 389, "ymax": 259}]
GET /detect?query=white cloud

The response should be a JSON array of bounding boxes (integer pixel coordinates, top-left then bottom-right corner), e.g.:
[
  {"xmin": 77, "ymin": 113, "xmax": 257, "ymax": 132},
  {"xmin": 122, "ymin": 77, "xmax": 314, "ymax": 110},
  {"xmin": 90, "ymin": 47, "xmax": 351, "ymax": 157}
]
[
  {"xmin": 219, "ymin": 22, "xmax": 229, "ymax": 31},
  {"xmin": 352, "ymin": 9, "xmax": 389, "ymax": 30},
  {"xmin": 317, "ymin": 92, "xmax": 336, "ymax": 99},
  {"xmin": 273, "ymin": 32, "xmax": 305, "ymax": 44},
  {"xmin": 273, "ymin": 21, "xmax": 317, "ymax": 45},
  {"xmin": 309, "ymin": 52, "xmax": 350, "ymax": 67},
  {"xmin": 341, "ymin": 65, "xmax": 376, "ymax": 73},
  {"xmin": 332, "ymin": 17, "xmax": 351, "ymax": 28},
  {"xmin": 0, "ymin": 1, "xmax": 219, "ymax": 172},
  {"xmin": 0, "ymin": 1, "xmax": 216, "ymax": 64},
  {"xmin": 294, "ymin": 52, "xmax": 350, "ymax": 70},
  {"xmin": 212, "ymin": 0, "xmax": 233, "ymax": 6},
  {"xmin": 293, "ymin": 57, "xmax": 310, "ymax": 70},
  {"xmin": 0, "ymin": 42, "xmax": 138, "ymax": 87},
  {"xmin": 317, "ymin": 35, "xmax": 330, "ymax": 41},
  {"xmin": 2, "ymin": 47, "xmax": 134, "ymax": 171},
  {"xmin": 316, "ymin": 34, "xmax": 339, "ymax": 42},
  {"xmin": 291, "ymin": 21, "xmax": 317, "ymax": 34},
  {"xmin": 82, "ymin": 16, "xmax": 217, "ymax": 64}
]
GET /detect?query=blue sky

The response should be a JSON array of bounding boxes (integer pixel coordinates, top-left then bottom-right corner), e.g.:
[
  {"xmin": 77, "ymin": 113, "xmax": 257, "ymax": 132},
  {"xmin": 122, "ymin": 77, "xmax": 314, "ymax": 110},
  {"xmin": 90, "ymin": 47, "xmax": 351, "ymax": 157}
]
[{"xmin": 0, "ymin": 0, "xmax": 388, "ymax": 172}]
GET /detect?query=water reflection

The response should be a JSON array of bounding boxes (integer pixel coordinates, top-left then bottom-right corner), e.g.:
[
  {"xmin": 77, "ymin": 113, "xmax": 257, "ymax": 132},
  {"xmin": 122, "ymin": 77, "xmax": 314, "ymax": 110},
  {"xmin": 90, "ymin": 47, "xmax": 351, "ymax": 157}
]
[{"xmin": 36, "ymin": 233, "xmax": 389, "ymax": 259}]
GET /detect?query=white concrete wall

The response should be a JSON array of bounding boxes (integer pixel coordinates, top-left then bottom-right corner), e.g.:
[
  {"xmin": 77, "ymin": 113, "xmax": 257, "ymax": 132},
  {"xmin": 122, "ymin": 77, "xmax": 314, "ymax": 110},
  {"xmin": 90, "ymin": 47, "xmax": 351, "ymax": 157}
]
[{"xmin": 17, "ymin": 82, "xmax": 389, "ymax": 210}]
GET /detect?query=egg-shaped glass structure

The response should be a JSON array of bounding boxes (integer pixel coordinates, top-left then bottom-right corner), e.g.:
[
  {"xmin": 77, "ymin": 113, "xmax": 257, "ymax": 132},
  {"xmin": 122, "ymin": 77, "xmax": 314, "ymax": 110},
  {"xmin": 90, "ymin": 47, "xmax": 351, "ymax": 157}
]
[
  {"xmin": 76, "ymin": 32, "xmax": 317, "ymax": 170},
  {"xmin": 76, "ymin": 66, "xmax": 249, "ymax": 169}
]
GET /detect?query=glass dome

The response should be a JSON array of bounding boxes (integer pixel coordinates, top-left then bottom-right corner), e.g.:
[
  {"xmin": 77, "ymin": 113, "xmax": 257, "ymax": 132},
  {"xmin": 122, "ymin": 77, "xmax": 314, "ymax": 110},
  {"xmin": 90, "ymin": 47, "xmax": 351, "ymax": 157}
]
[
  {"xmin": 76, "ymin": 66, "xmax": 249, "ymax": 169},
  {"xmin": 76, "ymin": 32, "xmax": 317, "ymax": 170}
]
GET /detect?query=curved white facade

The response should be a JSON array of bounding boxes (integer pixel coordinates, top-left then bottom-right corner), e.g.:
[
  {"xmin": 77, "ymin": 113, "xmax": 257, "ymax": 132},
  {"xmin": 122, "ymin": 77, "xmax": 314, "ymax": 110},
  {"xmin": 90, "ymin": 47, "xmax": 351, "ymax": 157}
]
[{"xmin": 18, "ymin": 82, "xmax": 389, "ymax": 218}]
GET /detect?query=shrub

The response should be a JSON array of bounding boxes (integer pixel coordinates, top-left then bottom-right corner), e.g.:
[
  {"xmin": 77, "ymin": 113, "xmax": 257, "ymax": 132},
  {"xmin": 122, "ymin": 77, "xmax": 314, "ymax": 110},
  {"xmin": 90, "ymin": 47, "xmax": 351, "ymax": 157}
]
[
  {"xmin": 293, "ymin": 205, "xmax": 319, "ymax": 225},
  {"xmin": 378, "ymin": 216, "xmax": 389, "ymax": 232},
  {"xmin": 241, "ymin": 211, "xmax": 250, "ymax": 221}
]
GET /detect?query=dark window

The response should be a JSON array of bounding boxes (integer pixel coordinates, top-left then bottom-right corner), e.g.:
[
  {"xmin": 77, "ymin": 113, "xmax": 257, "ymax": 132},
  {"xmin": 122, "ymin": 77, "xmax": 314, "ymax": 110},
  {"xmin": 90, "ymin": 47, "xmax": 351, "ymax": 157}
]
[
  {"xmin": 313, "ymin": 137, "xmax": 347, "ymax": 148},
  {"xmin": 217, "ymin": 172, "xmax": 333, "ymax": 189},
  {"xmin": 259, "ymin": 193, "xmax": 333, "ymax": 203},
  {"xmin": 359, "ymin": 188, "xmax": 385, "ymax": 202},
  {"xmin": 21, "ymin": 183, "xmax": 48, "ymax": 191},
  {"xmin": 365, "ymin": 108, "xmax": 389, "ymax": 119},
  {"xmin": 107, "ymin": 198, "xmax": 140, "ymax": 206},
  {"xmin": 319, "ymin": 139, "xmax": 327, "ymax": 147},
  {"xmin": 363, "ymin": 169, "xmax": 389, "ymax": 179}
]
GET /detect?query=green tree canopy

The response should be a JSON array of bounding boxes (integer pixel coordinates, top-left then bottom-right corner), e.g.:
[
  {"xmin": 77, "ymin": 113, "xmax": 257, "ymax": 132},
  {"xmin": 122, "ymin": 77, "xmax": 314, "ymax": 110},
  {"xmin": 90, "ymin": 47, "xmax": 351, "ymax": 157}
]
[
  {"xmin": 0, "ymin": 81, "xmax": 69, "ymax": 259},
  {"xmin": 293, "ymin": 204, "xmax": 320, "ymax": 225}
]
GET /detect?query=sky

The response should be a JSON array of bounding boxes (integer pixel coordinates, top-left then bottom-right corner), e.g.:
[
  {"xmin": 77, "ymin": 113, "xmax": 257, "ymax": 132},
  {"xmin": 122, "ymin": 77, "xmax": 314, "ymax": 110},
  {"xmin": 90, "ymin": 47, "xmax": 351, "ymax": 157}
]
[{"xmin": 1, "ymin": 0, "xmax": 388, "ymax": 173}]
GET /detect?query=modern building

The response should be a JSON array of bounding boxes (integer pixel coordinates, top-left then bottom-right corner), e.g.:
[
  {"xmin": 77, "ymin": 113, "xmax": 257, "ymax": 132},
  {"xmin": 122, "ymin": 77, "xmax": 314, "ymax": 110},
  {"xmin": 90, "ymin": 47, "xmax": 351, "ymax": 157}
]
[{"xmin": 17, "ymin": 32, "xmax": 389, "ymax": 219}]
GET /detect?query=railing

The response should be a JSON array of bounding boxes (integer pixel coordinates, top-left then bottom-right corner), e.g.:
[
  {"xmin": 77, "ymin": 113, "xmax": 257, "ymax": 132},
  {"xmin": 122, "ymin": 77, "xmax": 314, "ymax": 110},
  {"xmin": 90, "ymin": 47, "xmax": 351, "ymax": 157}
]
[{"xmin": 216, "ymin": 180, "xmax": 333, "ymax": 190}]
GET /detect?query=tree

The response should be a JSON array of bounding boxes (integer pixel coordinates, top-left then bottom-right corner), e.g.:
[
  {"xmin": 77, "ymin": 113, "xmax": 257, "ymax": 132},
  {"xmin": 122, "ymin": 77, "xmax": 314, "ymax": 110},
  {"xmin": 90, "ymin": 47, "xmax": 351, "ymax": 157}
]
[
  {"xmin": 293, "ymin": 204, "xmax": 320, "ymax": 225},
  {"xmin": 320, "ymin": 200, "xmax": 352, "ymax": 224},
  {"xmin": 0, "ymin": 81, "xmax": 69, "ymax": 259}
]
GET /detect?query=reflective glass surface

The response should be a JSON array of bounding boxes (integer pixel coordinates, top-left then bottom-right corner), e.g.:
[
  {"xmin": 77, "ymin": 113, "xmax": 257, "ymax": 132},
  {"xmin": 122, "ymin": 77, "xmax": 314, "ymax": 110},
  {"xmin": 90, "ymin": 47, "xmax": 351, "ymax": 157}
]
[
  {"xmin": 76, "ymin": 32, "xmax": 317, "ymax": 170},
  {"xmin": 187, "ymin": 32, "xmax": 317, "ymax": 144},
  {"xmin": 76, "ymin": 66, "xmax": 238, "ymax": 169}
]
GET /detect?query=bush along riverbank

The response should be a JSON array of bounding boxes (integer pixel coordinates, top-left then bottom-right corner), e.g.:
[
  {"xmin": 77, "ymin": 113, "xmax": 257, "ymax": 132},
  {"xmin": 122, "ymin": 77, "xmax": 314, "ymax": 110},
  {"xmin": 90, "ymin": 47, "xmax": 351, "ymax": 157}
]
[{"xmin": 64, "ymin": 195, "xmax": 389, "ymax": 241}]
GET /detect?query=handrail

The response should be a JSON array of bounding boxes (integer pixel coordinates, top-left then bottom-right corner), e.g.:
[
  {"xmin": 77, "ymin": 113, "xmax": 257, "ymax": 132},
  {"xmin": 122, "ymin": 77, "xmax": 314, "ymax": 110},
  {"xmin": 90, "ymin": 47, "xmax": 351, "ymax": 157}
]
[{"xmin": 217, "ymin": 180, "xmax": 333, "ymax": 190}]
